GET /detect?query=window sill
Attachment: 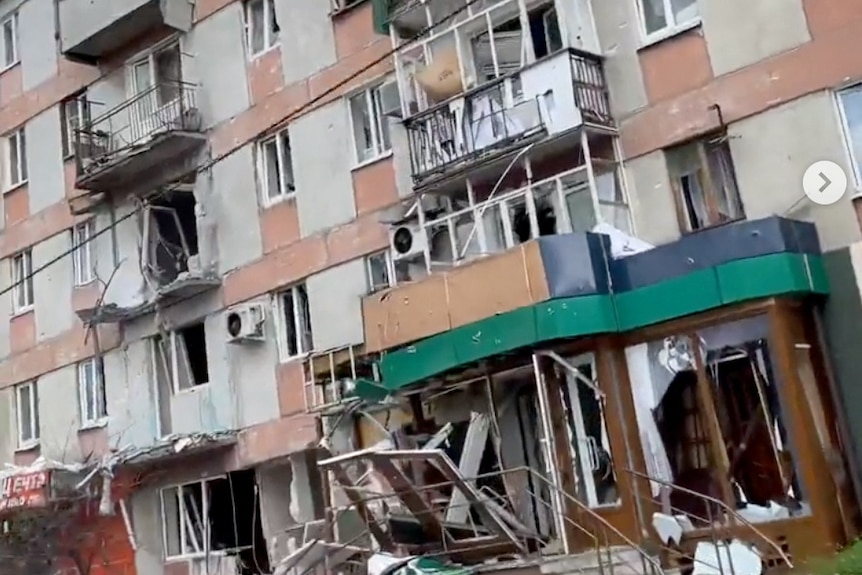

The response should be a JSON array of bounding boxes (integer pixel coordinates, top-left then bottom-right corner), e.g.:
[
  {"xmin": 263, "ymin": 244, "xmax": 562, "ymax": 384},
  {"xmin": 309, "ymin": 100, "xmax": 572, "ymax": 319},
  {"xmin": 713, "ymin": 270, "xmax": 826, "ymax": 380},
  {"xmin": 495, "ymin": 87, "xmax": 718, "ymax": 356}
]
[
  {"xmin": 637, "ymin": 19, "xmax": 702, "ymax": 51},
  {"xmin": 11, "ymin": 306, "xmax": 34, "ymax": 319},
  {"xmin": 79, "ymin": 418, "xmax": 109, "ymax": 432},
  {"xmin": 74, "ymin": 277, "xmax": 98, "ymax": 288},
  {"xmin": 174, "ymin": 383, "xmax": 210, "ymax": 396},
  {"xmin": 249, "ymin": 43, "xmax": 281, "ymax": 61},
  {"xmin": 279, "ymin": 351, "xmax": 311, "ymax": 365},
  {"xmin": 4, "ymin": 179, "xmax": 28, "ymax": 195},
  {"xmin": 262, "ymin": 191, "xmax": 297, "ymax": 210},
  {"xmin": 15, "ymin": 441, "xmax": 39, "ymax": 453},
  {"xmin": 352, "ymin": 150, "xmax": 393, "ymax": 172},
  {"xmin": 0, "ymin": 60, "xmax": 20, "ymax": 75}
]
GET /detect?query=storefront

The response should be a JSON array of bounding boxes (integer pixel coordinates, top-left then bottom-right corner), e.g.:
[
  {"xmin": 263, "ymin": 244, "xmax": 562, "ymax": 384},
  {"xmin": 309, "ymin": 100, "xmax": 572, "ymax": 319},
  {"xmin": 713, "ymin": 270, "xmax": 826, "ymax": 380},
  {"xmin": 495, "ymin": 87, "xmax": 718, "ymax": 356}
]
[{"xmin": 344, "ymin": 216, "xmax": 859, "ymax": 568}]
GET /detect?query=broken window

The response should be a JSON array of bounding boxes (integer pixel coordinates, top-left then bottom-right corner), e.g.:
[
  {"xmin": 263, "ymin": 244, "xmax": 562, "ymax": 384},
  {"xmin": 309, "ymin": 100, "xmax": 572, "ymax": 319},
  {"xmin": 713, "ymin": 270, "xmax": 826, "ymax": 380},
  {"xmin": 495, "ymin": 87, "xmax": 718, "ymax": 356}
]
[
  {"xmin": 143, "ymin": 191, "xmax": 199, "ymax": 288},
  {"xmin": 153, "ymin": 321, "xmax": 210, "ymax": 394},
  {"xmin": 71, "ymin": 219, "xmax": 96, "ymax": 286},
  {"xmin": 61, "ymin": 91, "xmax": 91, "ymax": 158},
  {"xmin": 15, "ymin": 381, "xmax": 38, "ymax": 448},
  {"xmin": 625, "ymin": 316, "xmax": 808, "ymax": 527},
  {"xmin": 77, "ymin": 358, "xmax": 107, "ymax": 426},
  {"xmin": 349, "ymin": 82, "xmax": 395, "ymax": 164},
  {"xmin": 244, "ymin": 0, "xmax": 280, "ymax": 56},
  {"xmin": 257, "ymin": 129, "xmax": 295, "ymax": 204},
  {"xmin": 666, "ymin": 135, "xmax": 744, "ymax": 233},
  {"xmin": 160, "ymin": 470, "xmax": 269, "ymax": 573},
  {"xmin": 278, "ymin": 284, "xmax": 313, "ymax": 359},
  {"xmin": 11, "ymin": 248, "xmax": 33, "ymax": 312},
  {"xmin": 365, "ymin": 251, "xmax": 394, "ymax": 293}
]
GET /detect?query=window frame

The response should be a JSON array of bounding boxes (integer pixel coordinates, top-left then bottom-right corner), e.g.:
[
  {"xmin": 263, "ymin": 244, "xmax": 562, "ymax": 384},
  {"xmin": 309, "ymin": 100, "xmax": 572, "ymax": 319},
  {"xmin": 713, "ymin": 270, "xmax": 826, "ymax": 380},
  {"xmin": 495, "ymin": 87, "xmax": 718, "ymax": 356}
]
[
  {"xmin": 78, "ymin": 358, "xmax": 107, "ymax": 427},
  {"xmin": 5, "ymin": 127, "xmax": 27, "ymax": 189},
  {"xmin": 348, "ymin": 82, "xmax": 394, "ymax": 166},
  {"xmin": 635, "ymin": 0, "xmax": 700, "ymax": 43},
  {"xmin": 152, "ymin": 323, "xmax": 210, "ymax": 395},
  {"xmin": 61, "ymin": 93, "xmax": 92, "ymax": 159},
  {"xmin": 72, "ymin": 219, "xmax": 96, "ymax": 286},
  {"xmin": 11, "ymin": 248, "xmax": 34, "ymax": 313},
  {"xmin": 365, "ymin": 251, "xmax": 395, "ymax": 293},
  {"xmin": 2, "ymin": 12, "xmax": 18, "ymax": 69},
  {"xmin": 160, "ymin": 479, "xmax": 212, "ymax": 559},
  {"xmin": 275, "ymin": 284, "xmax": 313, "ymax": 361},
  {"xmin": 836, "ymin": 83, "xmax": 862, "ymax": 191},
  {"xmin": 15, "ymin": 381, "xmax": 39, "ymax": 448},
  {"xmin": 257, "ymin": 129, "xmax": 296, "ymax": 205},
  {"xmin": 665, "ymin": 134, "xmax": 744, "ymax": 234},
  {"xmin": 243, "ymin": 0, "xmax": 280, "ymax": 57}
]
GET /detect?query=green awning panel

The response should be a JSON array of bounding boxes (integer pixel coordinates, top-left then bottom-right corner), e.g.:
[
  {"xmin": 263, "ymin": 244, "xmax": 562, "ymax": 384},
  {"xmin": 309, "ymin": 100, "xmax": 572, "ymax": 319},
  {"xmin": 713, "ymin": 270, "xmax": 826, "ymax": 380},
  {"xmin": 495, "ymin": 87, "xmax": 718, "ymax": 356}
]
[{"xmin": 367, "ymin": 253, "xmax": 828, "ymax": 397}]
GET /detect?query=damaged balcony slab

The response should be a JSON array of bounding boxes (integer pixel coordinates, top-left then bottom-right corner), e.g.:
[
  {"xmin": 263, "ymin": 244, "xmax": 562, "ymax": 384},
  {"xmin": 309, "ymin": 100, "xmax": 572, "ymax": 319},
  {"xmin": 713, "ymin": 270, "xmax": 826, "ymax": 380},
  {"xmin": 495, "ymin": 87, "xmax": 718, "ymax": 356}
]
[
  {"xmin": 107, "ymin": 431, "xmax": 237, "ymax": 469},
  {"xmin": 74, "ymin": 81, "xmax": 205, "ymax": 198},
  {"xmin": 76, "ymin": 275, "xmax": 221, "ymax": 324},
  {"xmin": 60, "ymin": 0, "xmax": 193, "ymax": 63}
]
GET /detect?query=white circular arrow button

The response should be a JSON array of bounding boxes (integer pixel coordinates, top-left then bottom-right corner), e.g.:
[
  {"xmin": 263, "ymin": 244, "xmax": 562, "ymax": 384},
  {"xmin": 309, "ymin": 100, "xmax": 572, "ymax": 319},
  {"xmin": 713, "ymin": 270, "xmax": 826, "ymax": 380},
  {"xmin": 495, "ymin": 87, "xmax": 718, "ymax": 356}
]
[{"xmin": 803, "ymin": 160, "xmax": 847, "ymax": 206}]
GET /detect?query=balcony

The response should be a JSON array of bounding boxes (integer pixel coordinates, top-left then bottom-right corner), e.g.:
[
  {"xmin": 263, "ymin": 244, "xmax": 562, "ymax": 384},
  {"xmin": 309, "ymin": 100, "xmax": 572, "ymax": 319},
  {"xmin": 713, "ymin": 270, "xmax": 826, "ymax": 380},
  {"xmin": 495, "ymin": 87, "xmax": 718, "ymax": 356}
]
[
  {"xmin": 363, "ymin": 160, "xmax": 632, "ymax": 351},
  {"xmin": 59, "ymin": 0, "xmax": 193, "ymax": 63},
  {"xmin": 74, "ymin": 81, "xmax": 205, "ymax": 197},
  {"xmin": 405, "ymin": 49, "xmax": 609, "ymax": 187}
]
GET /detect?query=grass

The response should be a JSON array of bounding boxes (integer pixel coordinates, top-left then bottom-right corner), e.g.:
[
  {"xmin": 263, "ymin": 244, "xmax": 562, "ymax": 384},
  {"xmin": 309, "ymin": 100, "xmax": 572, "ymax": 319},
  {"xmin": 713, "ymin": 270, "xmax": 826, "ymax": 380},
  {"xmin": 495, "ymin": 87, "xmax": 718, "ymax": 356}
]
[{"xmin": 801, "ymin": 540, "xmax": 862, "ymax": 575}]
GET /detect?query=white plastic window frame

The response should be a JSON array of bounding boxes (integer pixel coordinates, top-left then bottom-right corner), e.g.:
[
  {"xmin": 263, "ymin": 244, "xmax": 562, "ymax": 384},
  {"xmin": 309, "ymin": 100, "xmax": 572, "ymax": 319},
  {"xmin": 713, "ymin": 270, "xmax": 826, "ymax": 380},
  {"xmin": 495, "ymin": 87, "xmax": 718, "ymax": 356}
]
[
  {"xmin": 347, "ymin": 82, "xmax": 394, "ymax": 167},
  {"xmin": 11, "ymin": 248, "xmax": 33, "ymax": 313},
  {"xmin": 2, "ymin": 12, "xmax": 18, "ymax": 69},
  {"xmin": 5, "ymin": 128, "xmax": 27, "ymax": 189},
  {"xmin": 836, "ymin": 83, "xmax": 862, "ymax": 192},
  {"xmin": 257, "ymin": 129, "xmax": 296, "ymax": 206},
  {"xmin": 160, "ymin": 480, "xmax": 211, "ymax": 559},
  {"xmin": 72, "ymin": 219, "xmax": 96, "ymax": 286},
  {"xmin": 635, "ymin": 0, "xmax": 701, "ymax": 45},
  {"xmin": 244, "ymin": 0, "xmax": 280, "ymax": 57},
  {"xmin": 15, "ymin": 381, "xmax": 38, "ymax": 448},
  {"xmin": 274, "ymin": 284, "xmax": 313, "ymax": 361},
  {"xmin": 78, "ymin": 358, "xmax": 107, "ymax": 427}
]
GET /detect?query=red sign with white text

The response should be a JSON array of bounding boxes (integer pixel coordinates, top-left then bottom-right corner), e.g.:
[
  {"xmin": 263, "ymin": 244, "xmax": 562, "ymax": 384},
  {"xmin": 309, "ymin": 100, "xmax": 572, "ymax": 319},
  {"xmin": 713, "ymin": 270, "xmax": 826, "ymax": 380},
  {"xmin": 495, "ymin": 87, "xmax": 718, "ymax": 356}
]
[{"xmin": 0, "ymin": 470, "xmax": 50, "ymax": 513}]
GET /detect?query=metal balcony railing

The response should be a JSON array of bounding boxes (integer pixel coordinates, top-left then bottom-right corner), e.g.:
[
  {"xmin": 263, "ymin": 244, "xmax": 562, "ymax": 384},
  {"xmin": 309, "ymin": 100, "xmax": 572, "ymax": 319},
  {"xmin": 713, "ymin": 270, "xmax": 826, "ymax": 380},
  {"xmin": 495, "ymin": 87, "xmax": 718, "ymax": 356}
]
[
  {"xmin": 571, "ymin": 49, "xmax": 612, "ymax": 125},
  {"xmin": 405, "ymin": 85, "xmax": 545, "ymax": 181},
  {"xmin": 75, "ymin": 80, "xmax": 201, "ymax": 175},
  {"xmin": 404, "ymin": 49, "xmax": 610, "ymax": 182}
]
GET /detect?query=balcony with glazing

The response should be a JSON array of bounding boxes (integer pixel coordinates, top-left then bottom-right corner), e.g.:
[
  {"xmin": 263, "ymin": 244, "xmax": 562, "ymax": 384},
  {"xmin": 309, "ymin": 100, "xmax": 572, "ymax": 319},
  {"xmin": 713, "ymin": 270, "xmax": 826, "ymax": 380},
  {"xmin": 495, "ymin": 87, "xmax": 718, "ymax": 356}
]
[
  {"xmin": 59, "ymin": 0, "xmax": 193, "ymax": 63},
  {"xmin": 74, "ymin": 80, "xmax": 206, "ymax": 196},
  {"xmin": 388, "ymin": 0, "xmax": 610, "ymax": 188},
  {"xmin": 362, "ymin": 144, "xmax": 632, "ymax": 352}
]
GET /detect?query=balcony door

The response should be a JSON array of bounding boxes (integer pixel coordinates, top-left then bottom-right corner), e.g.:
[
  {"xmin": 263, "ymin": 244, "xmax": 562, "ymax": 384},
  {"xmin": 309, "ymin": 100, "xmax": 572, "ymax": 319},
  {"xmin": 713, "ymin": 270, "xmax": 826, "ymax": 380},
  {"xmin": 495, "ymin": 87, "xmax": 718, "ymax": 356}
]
[{"xmin": 127, "ymin": 41, "xmax": 183, "ymax": 144}]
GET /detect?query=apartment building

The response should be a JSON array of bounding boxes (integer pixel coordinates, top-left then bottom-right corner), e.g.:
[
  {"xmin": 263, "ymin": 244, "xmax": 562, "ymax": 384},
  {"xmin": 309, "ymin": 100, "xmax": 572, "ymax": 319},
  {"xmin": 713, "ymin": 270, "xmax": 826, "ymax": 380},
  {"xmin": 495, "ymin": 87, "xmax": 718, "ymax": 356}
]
[{"xmin": 0, "ymin": 0, "xmax": 861, "ymax": 574}]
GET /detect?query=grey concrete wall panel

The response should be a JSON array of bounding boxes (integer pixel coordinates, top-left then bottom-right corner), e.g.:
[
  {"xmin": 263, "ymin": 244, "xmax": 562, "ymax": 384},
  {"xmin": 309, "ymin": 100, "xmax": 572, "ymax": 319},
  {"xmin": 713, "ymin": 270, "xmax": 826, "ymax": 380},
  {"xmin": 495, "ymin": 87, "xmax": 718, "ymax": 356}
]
[
  {"xmin": 19, "ymin": 0, "xmax": 58, "ymax": 90},
  {"xmin": 188, "ymin": 3, "xmax": 250, "ymax": 128},
  {"xmin": 37, "ymin": 367, "xmax": 82, "ymax": 461},
  {"xmin": 611, "ymin": 216, "xmax": 822, "ymax": 292},
  {"xmin": 60, "ymin": 0, "xmax": 192, "ymax": 62},
  {"xmin": 307, "ymin": 260, "xmax": 367, "ymax": 351},
  {"xmin": 537, "ymin": 232, "xmax": 611, "ymax": 298},
  {"xmin": 211, "ymin": 145, "xmax": 264, "ymax": 273},
  {"xmin": 33, "ymin": 234, "xmax": 75, "ymax": 342},
  {"xmin": 275, "ymin": 0, "xmax": 337, "ymax": 85},
  {"xmin": 700, "ymin": 0, "xmax": 809, "ymax": 76},
  {"xmin": 26, "ymin": 108, "xmax": 66, "ymax": 213},
  {"xmin": 291, "ymin": 102, "xmax": 357, "ymax": 237}
]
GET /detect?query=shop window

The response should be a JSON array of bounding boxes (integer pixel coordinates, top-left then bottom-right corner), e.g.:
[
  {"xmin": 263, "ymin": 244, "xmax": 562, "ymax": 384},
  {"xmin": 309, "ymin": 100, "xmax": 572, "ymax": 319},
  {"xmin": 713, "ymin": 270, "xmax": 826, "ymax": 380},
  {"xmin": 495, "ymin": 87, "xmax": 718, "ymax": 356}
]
[
  {"xmin": 624, "ymin": 316, "xmax": 808, "ymax": 527},
  {"xmin": 160, "ymin": 469, "xmax": 269, "ymax": 573}
]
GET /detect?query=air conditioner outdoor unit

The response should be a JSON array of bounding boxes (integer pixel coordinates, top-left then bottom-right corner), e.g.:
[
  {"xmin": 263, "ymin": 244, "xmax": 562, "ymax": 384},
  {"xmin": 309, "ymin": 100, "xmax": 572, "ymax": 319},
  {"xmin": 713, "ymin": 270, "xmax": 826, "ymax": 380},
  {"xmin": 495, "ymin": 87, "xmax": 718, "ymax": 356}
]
[
  {"xmin": 388, "ymin": 223, "xmax": 427, "ymax": 262},
  {"xmin": 225, "ymin": 303, "xmax": 266, "ymax": 343}
]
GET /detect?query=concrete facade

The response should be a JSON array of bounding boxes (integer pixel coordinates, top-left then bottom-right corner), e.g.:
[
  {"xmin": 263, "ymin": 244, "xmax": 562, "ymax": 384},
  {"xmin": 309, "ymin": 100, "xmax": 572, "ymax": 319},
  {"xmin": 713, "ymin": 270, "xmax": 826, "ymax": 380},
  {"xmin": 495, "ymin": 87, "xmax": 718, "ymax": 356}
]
[{"xmin": 1, "ymin": 0, "xmax": 862, "ymax": 572}]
